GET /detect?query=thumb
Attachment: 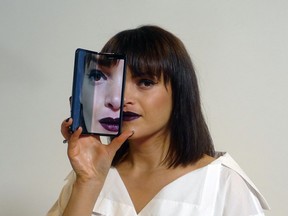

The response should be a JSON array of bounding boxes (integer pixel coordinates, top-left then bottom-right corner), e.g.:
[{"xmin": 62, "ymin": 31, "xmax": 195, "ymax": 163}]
[{"xmin": 107, "ymin": 130, "xmax": 134, "ymax": 155}]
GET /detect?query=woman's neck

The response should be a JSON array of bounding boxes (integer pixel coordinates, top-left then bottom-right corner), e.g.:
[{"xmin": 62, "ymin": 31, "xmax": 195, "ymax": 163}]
[{"xmin": 120, "ymin": 133, "xmax": 171, "ymax": 172}]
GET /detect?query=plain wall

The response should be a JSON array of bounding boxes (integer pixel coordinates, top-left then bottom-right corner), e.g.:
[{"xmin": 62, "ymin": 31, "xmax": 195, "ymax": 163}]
[{"xmin": 0, "ymin": 0, "xmax": 287, "ymax": 215}]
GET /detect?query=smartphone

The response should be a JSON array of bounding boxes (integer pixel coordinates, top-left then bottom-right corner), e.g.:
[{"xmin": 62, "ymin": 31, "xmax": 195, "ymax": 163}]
[{"xmin": 70, "ymin": 48, "xmax": 126, "ymax": 136}]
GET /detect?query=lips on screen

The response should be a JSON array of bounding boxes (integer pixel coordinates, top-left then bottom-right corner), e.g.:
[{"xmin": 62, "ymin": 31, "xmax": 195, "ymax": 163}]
[{"xmin": 70, "ymin": 48, "xmax": 126, "ymax": 136}]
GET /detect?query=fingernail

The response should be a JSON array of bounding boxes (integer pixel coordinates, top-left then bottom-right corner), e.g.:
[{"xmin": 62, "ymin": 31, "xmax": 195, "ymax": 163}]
[{"xmin": 65, "ymin": 118, "xmax": 70, "ymax": 122}]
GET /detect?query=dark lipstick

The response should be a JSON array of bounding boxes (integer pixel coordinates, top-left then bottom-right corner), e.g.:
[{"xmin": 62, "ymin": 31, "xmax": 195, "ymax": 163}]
[
  {"xmin": 123, "ymin": 111, "xmax": 140, "ymax": 121},
  {"xmin": 99, "ymin": 117, "xmax": 120, "ymax": 132}
]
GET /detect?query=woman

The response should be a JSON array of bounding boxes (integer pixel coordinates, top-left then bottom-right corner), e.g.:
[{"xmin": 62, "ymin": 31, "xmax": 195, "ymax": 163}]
[
  {"xmin": 81, "ymin": 53, "xmax": 125, "ymax": 134},
  {"xmin": 48, "ymin": 25, "xmax": 269, "ymax": 215}
]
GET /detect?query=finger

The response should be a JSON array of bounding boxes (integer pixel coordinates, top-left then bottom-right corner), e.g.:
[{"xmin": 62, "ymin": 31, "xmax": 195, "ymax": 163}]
[
  {"xmin": 107, "ymin": 130, "xmax": 134, "ymax": 154},
  {"xmin": 61, "ymin": 118, "xmax": 72, "ymax": 140},
  {"xmin": 69, "ymin": 126, "xmax": 82, "ymax": 143},
  {"xmin": 68, "ymin": 126, "xmax": 83, "ymax": 149}
]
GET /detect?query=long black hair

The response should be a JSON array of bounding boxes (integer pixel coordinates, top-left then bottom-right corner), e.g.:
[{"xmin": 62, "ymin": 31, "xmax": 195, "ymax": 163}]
[{"xmin": 101, "ymin": 25, "xmax": 215, "ymax": 167}]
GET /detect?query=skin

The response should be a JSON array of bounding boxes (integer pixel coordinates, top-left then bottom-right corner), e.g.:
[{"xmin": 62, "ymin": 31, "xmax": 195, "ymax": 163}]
[
  {"xmin": 61, "ymin": 69, "xmax": 215, "ymax": 215},
  {"xmin": 61, "ymin": 120, "xmax": 133, "ymax": 215},
  {"xmin": 121, "ymin": 68, "xmax": 173, "ymax": 146},
  {"xmin": 81, "ymin": 58, "xmax": 124, "ymax": 134}
]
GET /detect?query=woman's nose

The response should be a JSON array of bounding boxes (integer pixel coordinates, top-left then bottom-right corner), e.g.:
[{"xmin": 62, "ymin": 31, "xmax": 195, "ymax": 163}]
[
  {"xmin": 123, "ymin": 70, "xmax": 134, "ymax": 106},
  {"xmin": 105, "ymin": 84, "xmax": 121, "ymax": 111}
]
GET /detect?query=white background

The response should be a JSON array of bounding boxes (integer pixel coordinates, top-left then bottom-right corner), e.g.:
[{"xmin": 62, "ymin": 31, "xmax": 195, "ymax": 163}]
[{"xmin": 0, "ymin": 0, "xmax": 287, "ymax": 215}]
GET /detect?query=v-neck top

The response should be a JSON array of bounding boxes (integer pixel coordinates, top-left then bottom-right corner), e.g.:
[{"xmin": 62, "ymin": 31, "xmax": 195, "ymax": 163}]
[{"xmin": 47, "ymin": 153, "xmax": 269, "ymax": 216}]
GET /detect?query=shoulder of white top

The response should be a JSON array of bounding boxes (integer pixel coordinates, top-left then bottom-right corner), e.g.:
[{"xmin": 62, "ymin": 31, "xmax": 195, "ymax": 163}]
[{"xmin": 214, "ymin": 152, "xmax": 270, "ymax": 210}]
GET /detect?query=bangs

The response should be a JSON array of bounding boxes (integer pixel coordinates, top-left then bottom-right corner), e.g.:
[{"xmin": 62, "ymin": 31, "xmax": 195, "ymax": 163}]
[
  {"xmin": 101, "ymin": 28, "xmax": 172, "ymax": 83},
  {"xmin": 126, "ymin": 49, "xmax": 164, "ymax": 80},
  {"xmin": 85, "ymin": 53, "xmax": 119, "ymax": 68}
]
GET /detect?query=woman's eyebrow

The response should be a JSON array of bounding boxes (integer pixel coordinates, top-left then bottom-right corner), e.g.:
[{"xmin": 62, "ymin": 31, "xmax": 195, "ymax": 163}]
[{"xmin": 134, "ymin": 73, "xmax": 159, "ymax": 80}]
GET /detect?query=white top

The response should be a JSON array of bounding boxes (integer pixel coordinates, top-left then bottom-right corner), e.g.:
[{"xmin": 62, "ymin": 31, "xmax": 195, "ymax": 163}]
[{"xmin": 47, "ymin": 153, "xmax": 269, "ymax": 216}]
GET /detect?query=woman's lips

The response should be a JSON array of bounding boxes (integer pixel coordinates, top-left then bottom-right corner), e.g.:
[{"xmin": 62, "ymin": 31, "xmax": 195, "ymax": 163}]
[
  {"xmin": 99, "ymin": 112, "xmax": 140, "ymax": 132},
  {"xmin": 99, "ymin": 117, "xmax": 119, "ymax": 132},
  {"xmin": 122, "ymin": 111, "xmax": 140, "ymax": 121}
]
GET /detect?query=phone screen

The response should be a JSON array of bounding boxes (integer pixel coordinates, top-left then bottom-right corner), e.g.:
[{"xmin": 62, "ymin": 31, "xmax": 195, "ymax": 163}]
[{"xmin": 70, "ymin": 48, "xmax": 126, "ymax": 136}]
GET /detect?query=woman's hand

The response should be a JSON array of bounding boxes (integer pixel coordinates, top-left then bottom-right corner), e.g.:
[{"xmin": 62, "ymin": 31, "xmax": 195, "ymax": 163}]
[
  {"xmin": 61, "ymin": 118, "xmax": 133, "ymax": 185},
  {"xmin": 61, "ymin": 118, "xmax": 133, "ymax": 216}
]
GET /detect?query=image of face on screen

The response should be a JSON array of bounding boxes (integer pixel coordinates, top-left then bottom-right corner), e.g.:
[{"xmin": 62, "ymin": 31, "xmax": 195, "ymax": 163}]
[{"xmin": 81, "ymin": 54, "xmax": 124, "ymax": 135}]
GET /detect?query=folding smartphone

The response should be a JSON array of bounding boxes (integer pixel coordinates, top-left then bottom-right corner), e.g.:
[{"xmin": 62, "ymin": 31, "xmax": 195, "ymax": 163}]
[{"xmin": 70, "ymin": 48, "xmax": 126, "ymax": 136}]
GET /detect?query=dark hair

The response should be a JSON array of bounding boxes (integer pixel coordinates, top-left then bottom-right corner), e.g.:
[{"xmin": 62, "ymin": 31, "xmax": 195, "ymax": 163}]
[
  {"xmin": 85, "ymin": 53, "xmax": 119, "ymax": 69},
  {"xmin": 102, "ymin": 25, "xmax": 215, "ymax": 167}
]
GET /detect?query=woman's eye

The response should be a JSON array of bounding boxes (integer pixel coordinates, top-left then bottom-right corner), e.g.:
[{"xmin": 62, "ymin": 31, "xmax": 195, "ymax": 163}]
[
  {"xmin": 138, "ymin": 79, "xmax": 157, "ymax": 88},
  {"xmin": 88, "ymin": 69, "xmax": 107, "ymax": 82}
]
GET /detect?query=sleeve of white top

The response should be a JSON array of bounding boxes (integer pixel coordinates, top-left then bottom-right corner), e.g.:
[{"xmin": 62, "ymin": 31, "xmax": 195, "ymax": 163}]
[
  {"xmin": 46, "ymin": 171, "xmax": 75, "ymax": 216},
  {"xmin": 219, "ymin": 168, "xmax": 266, "ymax": 216},
  {"xmin": 219, "ymin": 153, "xmax": 270, "ymax": 210}
]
